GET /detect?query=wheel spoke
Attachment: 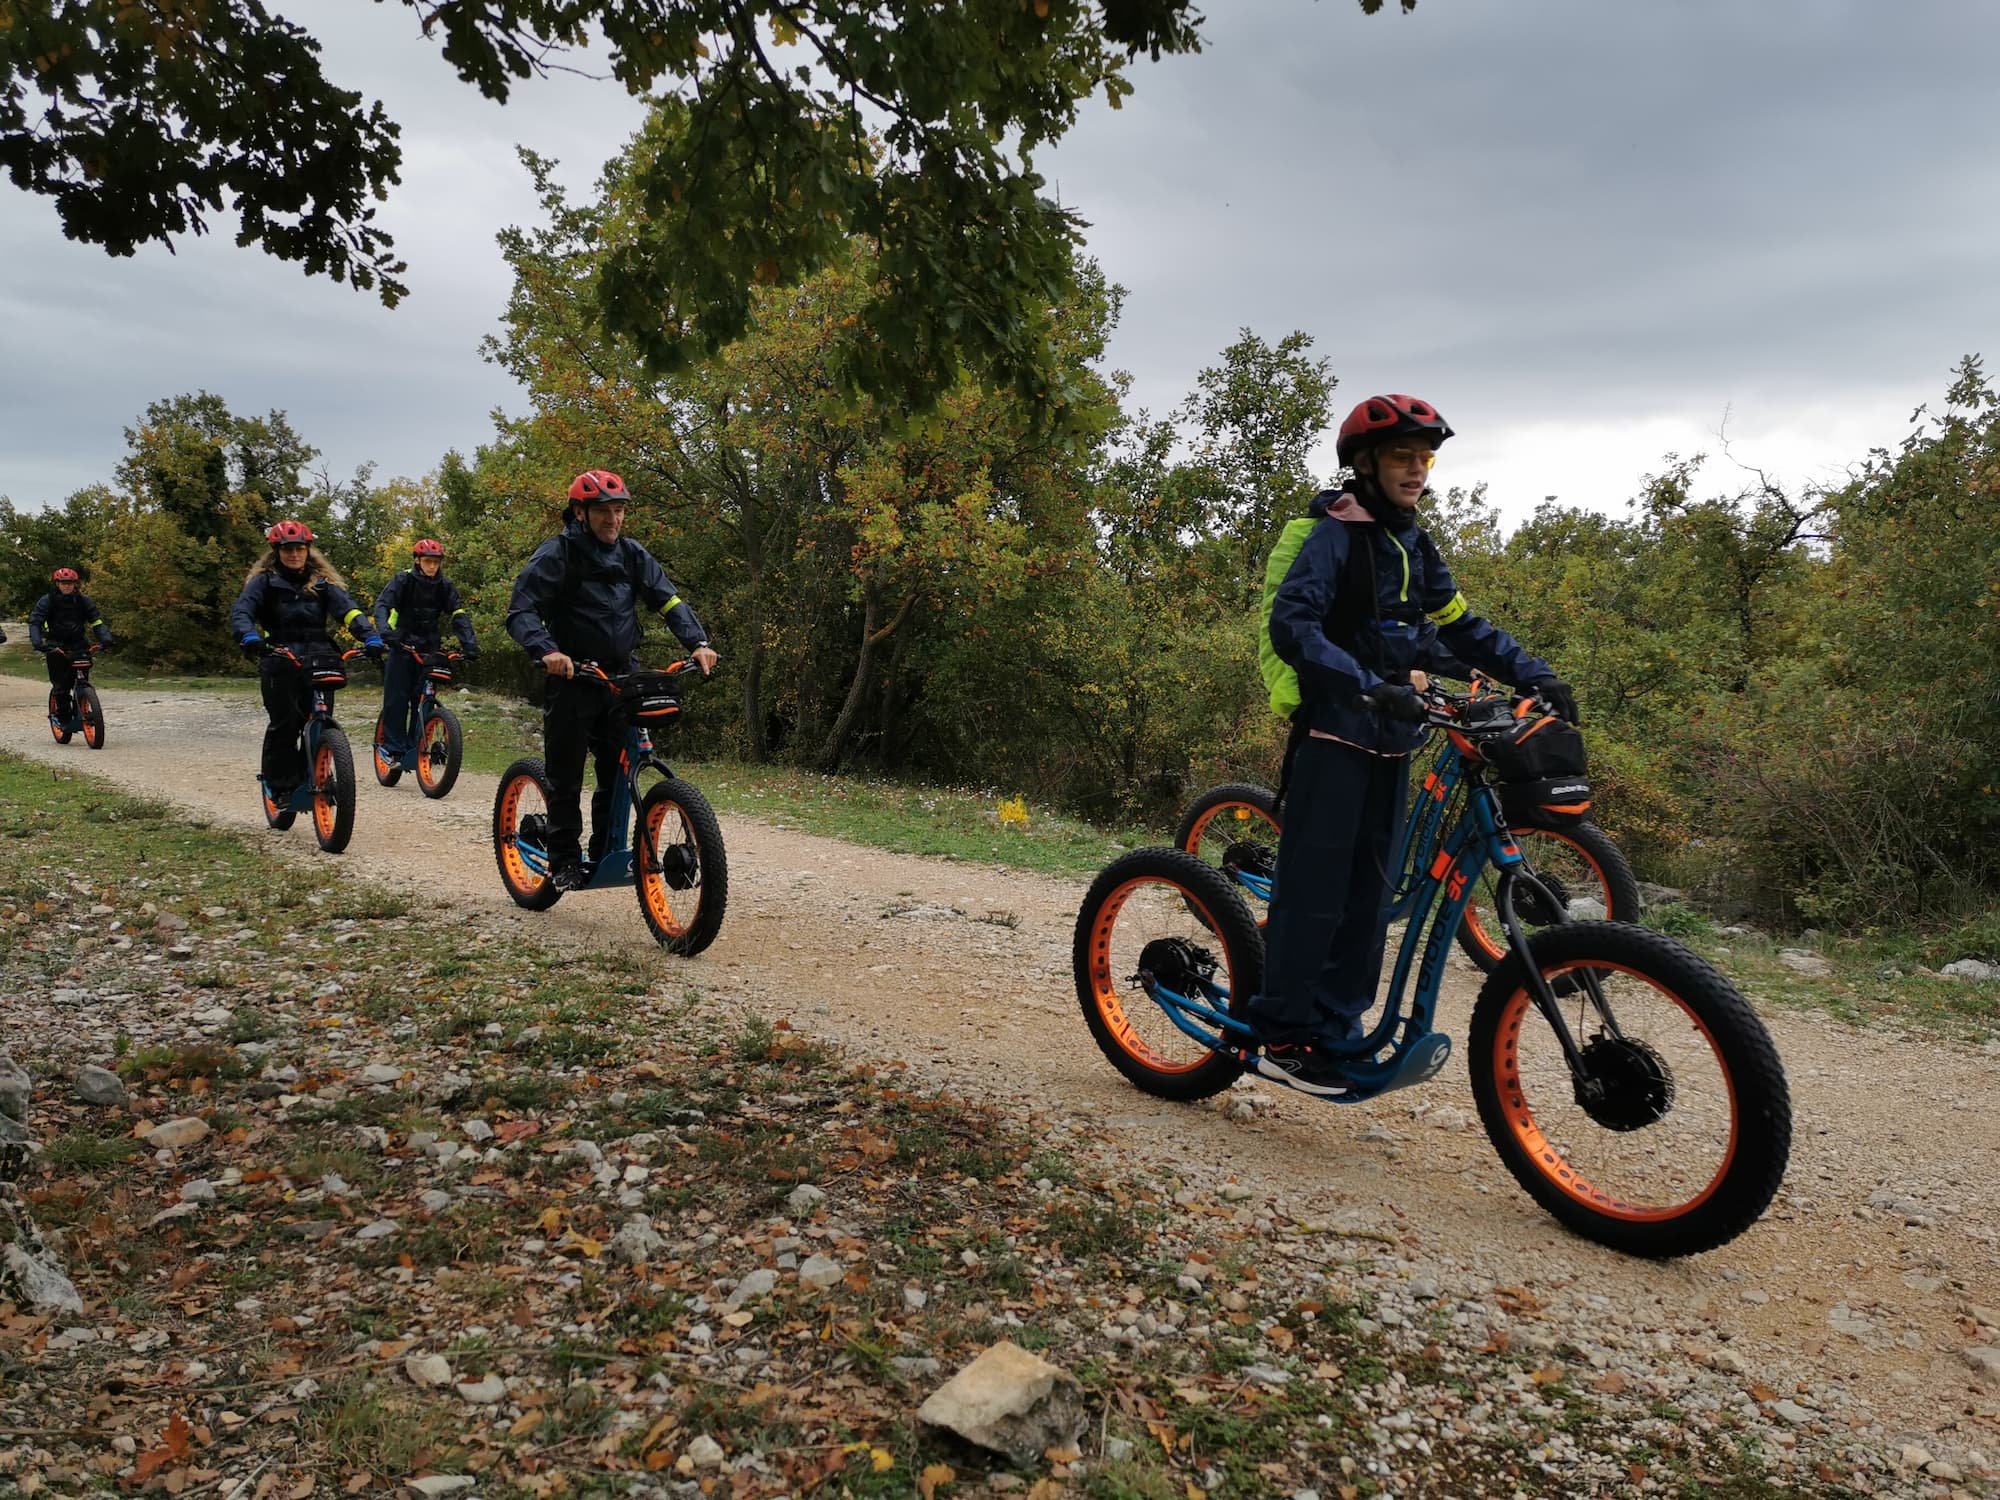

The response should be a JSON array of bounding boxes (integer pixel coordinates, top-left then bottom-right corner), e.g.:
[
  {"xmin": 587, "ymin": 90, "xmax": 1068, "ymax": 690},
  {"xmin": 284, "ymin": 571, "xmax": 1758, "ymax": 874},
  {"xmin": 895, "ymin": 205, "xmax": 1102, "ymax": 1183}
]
[{"xmin": 1084, "ymin": 875, "xmax": 1237, "ymax": 1075}]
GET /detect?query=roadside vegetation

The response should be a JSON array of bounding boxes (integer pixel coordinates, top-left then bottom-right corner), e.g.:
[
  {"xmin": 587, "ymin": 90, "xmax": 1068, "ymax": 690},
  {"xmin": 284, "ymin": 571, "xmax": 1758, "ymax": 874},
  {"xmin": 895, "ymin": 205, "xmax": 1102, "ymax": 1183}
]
[{"xmin": 0, "ymin": 754, "xmax": 1879, "ymax": 1499}]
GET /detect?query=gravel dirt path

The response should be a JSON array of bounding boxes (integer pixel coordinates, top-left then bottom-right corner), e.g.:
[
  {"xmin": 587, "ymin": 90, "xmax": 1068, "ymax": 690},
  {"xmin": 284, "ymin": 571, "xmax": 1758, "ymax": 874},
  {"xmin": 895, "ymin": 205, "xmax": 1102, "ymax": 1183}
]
[{"xmin": 3, "ymin": 674, "xmax": 1996, "ymax": 1466}]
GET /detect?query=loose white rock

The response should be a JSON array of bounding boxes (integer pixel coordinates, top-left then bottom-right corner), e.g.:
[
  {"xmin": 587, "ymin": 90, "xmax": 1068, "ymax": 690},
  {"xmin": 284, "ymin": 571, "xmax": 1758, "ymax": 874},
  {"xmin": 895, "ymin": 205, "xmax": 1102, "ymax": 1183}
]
[
  {"xmin": 144, "ymin": 1117, "xmax": 210, "ymax": 1149},
  {"xmin": 798, "ymin": 1253, "xmax": 844, "ymax": 1289},
  {"xmin": 405, "ymin": 1353, "xmax": 455, "ymax": 1388}
]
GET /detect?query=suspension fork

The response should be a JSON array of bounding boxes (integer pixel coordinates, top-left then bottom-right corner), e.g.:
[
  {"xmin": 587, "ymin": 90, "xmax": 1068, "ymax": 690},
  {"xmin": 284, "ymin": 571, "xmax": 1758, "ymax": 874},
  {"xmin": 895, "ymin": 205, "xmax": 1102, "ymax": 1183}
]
[{"xmin": 1493, "ymin": 866, "xmax": 1624, "ymax": 1072}]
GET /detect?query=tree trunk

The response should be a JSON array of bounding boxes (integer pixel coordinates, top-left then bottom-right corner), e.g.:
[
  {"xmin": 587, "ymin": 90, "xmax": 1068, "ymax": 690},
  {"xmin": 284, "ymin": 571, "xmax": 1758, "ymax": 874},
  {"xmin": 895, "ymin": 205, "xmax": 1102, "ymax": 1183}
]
[{"xmin": 816, "ymin": 586, "xmax": 916, "ymax": 771}]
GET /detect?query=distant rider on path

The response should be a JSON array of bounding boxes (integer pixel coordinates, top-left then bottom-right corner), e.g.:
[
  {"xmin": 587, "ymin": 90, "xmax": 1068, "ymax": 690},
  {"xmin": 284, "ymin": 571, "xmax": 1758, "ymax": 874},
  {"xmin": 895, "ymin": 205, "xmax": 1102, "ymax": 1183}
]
[
  {"xmin": 229, "ymin": 521, "xmax": 383, "ymax": 801},
  {"xmin": 27, "ymin": 567, "xmax": 114, "ymax": 723},
  {"xmin": 506, "ymin": 471, "xmax": 717, "ymax": 891},
  {"xmin": 372, "ymin": 538, "xmax": 479, "ymax": 779}
]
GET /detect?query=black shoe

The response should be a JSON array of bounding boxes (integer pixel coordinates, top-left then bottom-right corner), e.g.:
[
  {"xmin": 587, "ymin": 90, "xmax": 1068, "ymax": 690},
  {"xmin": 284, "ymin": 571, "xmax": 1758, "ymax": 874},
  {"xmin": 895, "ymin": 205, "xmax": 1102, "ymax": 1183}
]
[
  {"xmin": 550, "ymin": 857, "xmax": 588, "ymax": 892},
  {"xmin": 1252, "ymin": 1040, "xmax": 1353, "ymax": 1097}
]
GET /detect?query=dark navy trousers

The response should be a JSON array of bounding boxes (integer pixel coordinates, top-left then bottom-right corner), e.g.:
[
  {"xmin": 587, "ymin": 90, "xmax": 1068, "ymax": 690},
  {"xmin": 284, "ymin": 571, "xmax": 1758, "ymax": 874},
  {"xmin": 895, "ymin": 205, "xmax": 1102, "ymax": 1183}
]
[{"xmin": 1244, "ymin": 735, "xmax": 1408, "ymax": 1044}]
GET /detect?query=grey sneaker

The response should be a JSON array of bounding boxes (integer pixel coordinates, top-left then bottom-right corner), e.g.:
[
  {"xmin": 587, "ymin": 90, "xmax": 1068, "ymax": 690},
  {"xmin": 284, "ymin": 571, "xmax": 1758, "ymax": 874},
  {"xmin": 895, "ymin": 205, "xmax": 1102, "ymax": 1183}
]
[{"xmin": 550, "ymin": 857, "xmax": 588, "ymax": 892}]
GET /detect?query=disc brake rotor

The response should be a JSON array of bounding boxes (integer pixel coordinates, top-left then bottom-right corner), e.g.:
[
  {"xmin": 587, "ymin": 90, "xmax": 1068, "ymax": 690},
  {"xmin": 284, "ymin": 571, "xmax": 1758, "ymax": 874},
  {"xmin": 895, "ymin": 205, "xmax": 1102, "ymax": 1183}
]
[{"xmin": 1572, "ymin": 1036, "xmax": 1675, "ymax": 1131}]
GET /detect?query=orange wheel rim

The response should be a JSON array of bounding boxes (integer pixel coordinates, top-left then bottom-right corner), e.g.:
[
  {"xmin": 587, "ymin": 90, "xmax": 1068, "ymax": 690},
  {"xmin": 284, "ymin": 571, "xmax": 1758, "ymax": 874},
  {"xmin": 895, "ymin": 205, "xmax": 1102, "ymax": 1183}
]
[
  {"xmin": 312, "ymin": 742, "xmax": 337, "ymax": 838},
  {"xmin": 1489, "ymin": 964, "xmax": 1738, "ymax": 1221},
  {"xmin": 640, "ymin": 799, "xmax": 690, "ymax": 936},
  {"xmin": 1185, "ymin": 802, "xmax": 1277, "ymax": 926},
  {"xmin": 1187, "ymin": 801, "xmax": 1278, "ymax": 854},
  {"xmin": 417, "ymin": 721, "xmax": 444, "ymax": 787},
  {"xmin": 1084, "ymin": 878, "xmax": 1231, "ymax": 1075},
  {"xmin": 499, "ymin": 778, "xmax": 543, "ymax": 892}
]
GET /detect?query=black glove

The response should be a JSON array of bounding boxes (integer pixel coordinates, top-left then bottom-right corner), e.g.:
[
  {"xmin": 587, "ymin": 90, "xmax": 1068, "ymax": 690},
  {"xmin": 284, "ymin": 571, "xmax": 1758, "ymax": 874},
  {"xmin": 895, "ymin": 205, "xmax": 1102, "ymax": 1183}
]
[
  {"xmin": 461, "ymin": 645, "xmax": 480, "ymax": 662},
  {"xmin": 1527, "ymin": 676, "xmax": 1579, "ymax": 725},
  {"xmin": 1361, "ymin": 682, "xmax": 1428, "ymax": 725},
  {"xmin": 240, "ymin": 638, "xmax": 267, "ymax": 660}
]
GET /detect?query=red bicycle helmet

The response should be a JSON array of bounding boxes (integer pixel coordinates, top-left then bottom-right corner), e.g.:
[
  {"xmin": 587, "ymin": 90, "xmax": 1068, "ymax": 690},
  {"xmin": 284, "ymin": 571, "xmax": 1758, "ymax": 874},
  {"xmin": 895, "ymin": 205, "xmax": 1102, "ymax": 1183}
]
[
  {"xmin": 51, "ymin": 567, "xmax": 79, "ymax": 582},
  {"xmin": 267, "ymin": 519, "xmax": 316, "ymax": 546},
  {"xmin": 568, "ymin": 470, "xmax": 630, "ymax": 505},
  {"xmin": 1335, "ymin": 394, "xmax": 1454, "ymax": 467},
  {"xmin": 412, "ymin": 538, "xmax": 445, "ymax": 558}
]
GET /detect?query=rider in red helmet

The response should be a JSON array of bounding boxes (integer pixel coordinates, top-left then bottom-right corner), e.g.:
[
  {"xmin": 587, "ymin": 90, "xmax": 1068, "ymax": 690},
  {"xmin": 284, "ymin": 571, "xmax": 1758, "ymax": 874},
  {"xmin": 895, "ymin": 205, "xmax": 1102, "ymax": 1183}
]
[
  {"xmin": 229, "ymin": 521, "xmax": 384, "ymax": 799},
  {"xmin": 27, "ymin": 566, "xmax": 114, "ymax": 723},
  {"xmin": 371, "ymin": 537, "xmax": 480, "ymax": 779},
  {"xmin": 1245, "ymin": 395, "xmax": 1575, "ymax": 1094},
  {"xmin": 506, "ymin": 471, "xmax": 719, "ymax": 889}
]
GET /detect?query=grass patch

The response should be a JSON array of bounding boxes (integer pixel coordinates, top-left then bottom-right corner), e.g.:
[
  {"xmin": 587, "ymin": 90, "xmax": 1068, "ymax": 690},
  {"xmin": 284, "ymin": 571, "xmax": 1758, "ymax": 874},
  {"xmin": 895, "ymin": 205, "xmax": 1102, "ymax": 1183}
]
[
  {"xmin": 302, "ymin": 1379, "xmax": 465, "ymax": 1475},
  {"xmin": 40, "ymin": 1128, "xmax": 139, "ymax": 1172}
]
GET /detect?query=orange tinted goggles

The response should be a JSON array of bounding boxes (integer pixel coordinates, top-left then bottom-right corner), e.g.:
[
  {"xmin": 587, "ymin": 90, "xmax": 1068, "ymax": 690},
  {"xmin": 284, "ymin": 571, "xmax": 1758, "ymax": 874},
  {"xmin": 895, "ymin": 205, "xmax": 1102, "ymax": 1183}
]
[{"xmin": 1377, "ymin": 445, "xmax": 1439, "ymax": 471}]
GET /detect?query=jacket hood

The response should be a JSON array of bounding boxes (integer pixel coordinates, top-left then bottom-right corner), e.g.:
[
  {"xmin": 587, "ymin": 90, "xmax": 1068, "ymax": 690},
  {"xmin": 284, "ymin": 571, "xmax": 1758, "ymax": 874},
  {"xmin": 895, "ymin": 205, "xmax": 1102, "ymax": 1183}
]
[{"xmin": 1309, "ymin": 488, "xmax": 1378, "ymax": 524}]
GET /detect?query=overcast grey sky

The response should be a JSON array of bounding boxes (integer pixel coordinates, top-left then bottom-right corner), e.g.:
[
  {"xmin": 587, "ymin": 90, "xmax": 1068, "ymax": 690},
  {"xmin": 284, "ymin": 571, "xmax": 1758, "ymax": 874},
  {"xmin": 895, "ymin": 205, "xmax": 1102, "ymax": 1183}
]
[{"xmin": 3, "ymin": 0, "xmax": 1995, "ymax": 524}]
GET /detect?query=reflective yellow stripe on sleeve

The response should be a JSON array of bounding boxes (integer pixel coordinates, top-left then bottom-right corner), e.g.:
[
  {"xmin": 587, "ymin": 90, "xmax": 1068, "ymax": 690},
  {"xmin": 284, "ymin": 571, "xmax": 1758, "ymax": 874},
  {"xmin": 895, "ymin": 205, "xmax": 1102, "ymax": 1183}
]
[
  {"xmin": 342, "ymin": 609, "xmax": 364, "ymax": 631},
  {"xmin": 1427, "ymin": 592, "xmax": 1469, "ymax": 627},
  {"xmin": 387, "ymin": 609, "xmax": 400, "ymax": 628},
  {"xmin": 658, "ymin": 594, "xmax": 683, "ymax": 614}
]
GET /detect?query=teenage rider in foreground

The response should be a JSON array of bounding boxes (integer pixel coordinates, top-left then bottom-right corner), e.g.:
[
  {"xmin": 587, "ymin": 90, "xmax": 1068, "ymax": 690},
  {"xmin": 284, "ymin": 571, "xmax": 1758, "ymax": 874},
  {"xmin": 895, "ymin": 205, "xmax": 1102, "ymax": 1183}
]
[
  {"xmin": 230, "ymin": 521, "xmax": 384, "ymax": 800},
  {"xmin": 506, "ymin": 471, "xmax": 718, "ymax": 891},
  {"xmin": 27, "ymin": 567, "xmax": 114, "ymax": 721},
  {"xmin": 1248, "ymin": 394, "xmax": 1578, "ymax": 1094},
  {"xmin": 372, "ymin": 538, "xmax": 480, "ymax": 778}
]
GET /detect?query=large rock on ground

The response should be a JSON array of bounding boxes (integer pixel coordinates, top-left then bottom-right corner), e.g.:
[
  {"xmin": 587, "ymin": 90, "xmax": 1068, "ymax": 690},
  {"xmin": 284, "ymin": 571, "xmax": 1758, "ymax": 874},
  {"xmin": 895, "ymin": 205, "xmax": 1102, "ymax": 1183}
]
[
  {"xmin": 917, "ymin": 1341, "xmax": 1088, "ymax": 1464},
  {"xmin": 75, "ymin": 1064, "xmax": 129, "ymax": 1108},
  {"xmin": 0, "ymin": 1055, "xmax": 29, "ymax": 1122},
  {"xmin": 1, "ymin": 1185, "xmax": 83, "ymax": 1314}
]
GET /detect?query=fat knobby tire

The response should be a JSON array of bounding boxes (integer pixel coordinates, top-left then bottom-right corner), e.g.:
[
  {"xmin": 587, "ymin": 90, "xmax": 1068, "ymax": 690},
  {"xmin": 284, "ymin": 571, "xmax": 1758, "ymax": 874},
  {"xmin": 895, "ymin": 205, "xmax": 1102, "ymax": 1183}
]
[
  {"xmin": 372, "ymin": 717, "xmax": 403, "ymax": 788},
  {"xmin": 495, "ymin": 758, "xmax": 562, "ymax": 911},
  {"xmin": 1456, "ymin": 820, "xmax": 1641, "ymax": 973},
  {"xmin": 1172, "ymin": 782, "xmax": 1280, "ymax": 928},
  {"xmin": 79, "ymin": 685, "xmax": 105, "ymax": 749},
  {"xmin": 1467, "ymin": 921, "xmax": 1791, "ymax": 1258},
  {"xmin": 636, "ymin": 778, "xmax": 728, "ymax": 956},
  {"xmin": 314, "ymin": 726, "xmax": 358, "ymax": 854},
  {"xmin": 418, "ymin": 705, "xmax": 463, "ymax": 800},
  {"xmin": 1073, "ymin": 847, "xmax": 1255, "ymax": 1102}
]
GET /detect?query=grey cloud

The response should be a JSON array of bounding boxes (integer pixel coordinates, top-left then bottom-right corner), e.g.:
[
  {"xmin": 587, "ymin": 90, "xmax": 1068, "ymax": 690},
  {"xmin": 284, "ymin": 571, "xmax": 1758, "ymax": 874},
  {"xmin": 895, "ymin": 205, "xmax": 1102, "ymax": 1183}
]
[{"xmin": 3, "ymin": 0, "xmax": 1994, "ymax": 513}]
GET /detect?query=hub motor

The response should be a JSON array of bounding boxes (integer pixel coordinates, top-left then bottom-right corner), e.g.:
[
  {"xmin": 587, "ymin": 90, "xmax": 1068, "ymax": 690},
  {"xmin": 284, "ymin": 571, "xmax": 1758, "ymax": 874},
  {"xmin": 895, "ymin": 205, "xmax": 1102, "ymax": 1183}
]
[
  {"xmin": 1221, "ymin": 840, "xmax": 1276, "ymax": 881},
  {"xmin": 1572, "ymin": 1036, "xmax": 1674, "ymax": 1131},
  {"xmin": 1132, "ymin": 937, "xmax": 1218, "ymax": 994}
]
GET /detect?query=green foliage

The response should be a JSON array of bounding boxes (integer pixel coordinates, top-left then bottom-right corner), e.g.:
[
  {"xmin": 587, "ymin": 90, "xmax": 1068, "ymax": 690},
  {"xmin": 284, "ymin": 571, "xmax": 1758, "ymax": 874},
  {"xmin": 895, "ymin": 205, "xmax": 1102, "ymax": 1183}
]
[
  {"xmin": 5, "ymin": 0, "xmax": 1413, "ymax": 416},
  {"xmin": 0, "ymin": 392, "xmax": 460, "ymax": 672},
  {"xmin": 0, "ymin": 0, "xmax": 405, "ymax": 298}
]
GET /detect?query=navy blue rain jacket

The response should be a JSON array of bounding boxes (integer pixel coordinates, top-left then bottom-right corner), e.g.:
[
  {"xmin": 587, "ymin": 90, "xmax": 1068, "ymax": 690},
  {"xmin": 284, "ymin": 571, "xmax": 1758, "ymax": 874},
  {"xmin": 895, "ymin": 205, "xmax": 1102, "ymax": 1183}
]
[
  {"xmin": 374, "ymin": 569, "xmax": 476, "ymax": 653},
  {"xmin": 229, "ymin": 567, "xmax": 371, "ymax": 651},
  {"xmin": 28, "ymin": 590, "xmax": 111, "ymax": 649},
  {"xmin": 506, "ymin": 517, "xmax": 706, "ymax": 672},
  {"xmin": 1268, "ymin": 488, "xmax": 1550, "ymax": 755}
]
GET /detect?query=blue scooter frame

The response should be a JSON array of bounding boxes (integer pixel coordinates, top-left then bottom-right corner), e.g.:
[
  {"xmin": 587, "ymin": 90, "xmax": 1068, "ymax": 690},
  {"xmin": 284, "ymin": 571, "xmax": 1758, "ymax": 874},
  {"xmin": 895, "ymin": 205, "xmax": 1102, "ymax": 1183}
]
[
  {"xmin": 259, "ymin": 647, "xmax": 372, "ymax": 854},
  {"xmin": 1148, "ymin": 762, "xmax": 1525, "ymax": 1101},
  {"xmin": 492, "ymin": 660, "xmax": 729, "ymax": 955}
]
